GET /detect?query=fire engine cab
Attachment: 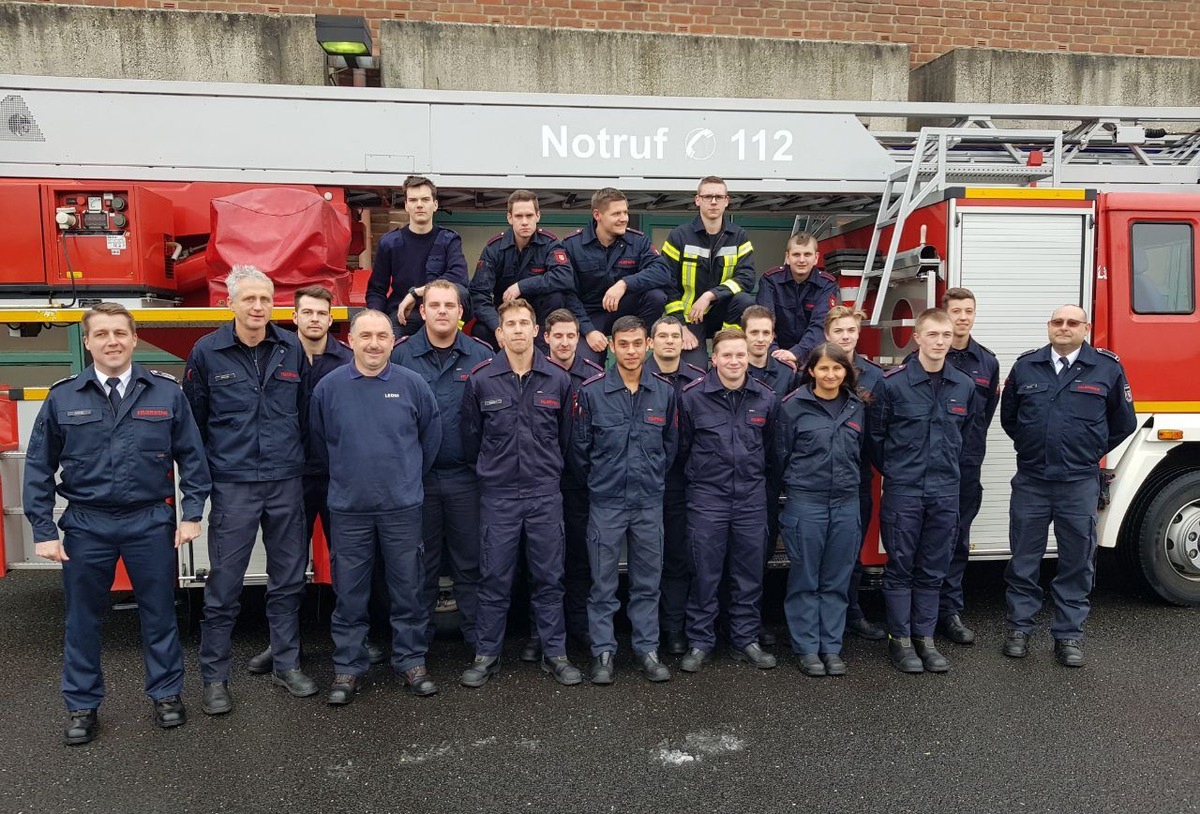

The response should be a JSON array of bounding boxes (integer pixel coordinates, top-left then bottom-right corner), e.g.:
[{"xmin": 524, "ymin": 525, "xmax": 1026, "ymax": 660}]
[{"xmin": 1, "ymin": 74, "xmax": 1198, "ymax": 607}]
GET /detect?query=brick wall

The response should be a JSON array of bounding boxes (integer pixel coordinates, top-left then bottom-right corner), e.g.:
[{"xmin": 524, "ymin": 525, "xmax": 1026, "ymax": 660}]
[{"xmin": 27, "ymin": 0, "xmax": 1200, "ymax": 66}]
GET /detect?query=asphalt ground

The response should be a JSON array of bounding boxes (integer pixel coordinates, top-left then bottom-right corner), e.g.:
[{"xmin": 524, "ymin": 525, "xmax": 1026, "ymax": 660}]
[{"xmin": 1, "ymin": 557, "xmax": 1197, "ymax": 814}]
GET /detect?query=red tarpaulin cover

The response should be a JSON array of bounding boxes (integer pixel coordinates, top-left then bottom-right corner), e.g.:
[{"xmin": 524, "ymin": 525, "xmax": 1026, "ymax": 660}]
[{"xmin": 205, "ymin": 188, "xmax": 352, "ymax": 305}]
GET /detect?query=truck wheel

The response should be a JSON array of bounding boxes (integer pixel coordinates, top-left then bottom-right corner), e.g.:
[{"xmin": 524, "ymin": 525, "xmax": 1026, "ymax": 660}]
[{"xmin": 1133, "ymin": 469, "xmax": 1200, "ymax": 607}]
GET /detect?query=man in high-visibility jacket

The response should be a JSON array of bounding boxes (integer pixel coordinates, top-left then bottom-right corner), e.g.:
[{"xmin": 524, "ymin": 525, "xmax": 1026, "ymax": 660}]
[{"xmin": 661, "ymin": 177, "xmax": 756, "ymax": 367}]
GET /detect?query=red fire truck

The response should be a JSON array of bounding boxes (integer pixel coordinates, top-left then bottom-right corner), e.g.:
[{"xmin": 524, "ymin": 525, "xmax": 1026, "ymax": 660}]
[{"xmin": 1, "ymin": 75, "xmax": 1197, "ymax": 606}]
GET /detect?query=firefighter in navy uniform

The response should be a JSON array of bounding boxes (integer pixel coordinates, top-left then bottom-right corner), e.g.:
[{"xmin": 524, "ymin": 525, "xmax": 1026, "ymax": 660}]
[
  {"xmin": 561, "ymin": 187, "xmax": 672, "ymax": 366},
  {"xmin": 183, "ymin": 266, "xmax": 316, "ymax": 715},
  {"xmin": 391, "ymin": 281, "xmax": 494, "ymax": 652},
  {"xmin": 677, "ymin": 328, "xmax": 779, "ymax": 673},
  {"xmin": 1000, "ymin": 305, "xmax": 1137, "ymax": 667},
  {"xmin": 741, "ymin": 304, "xmax": 796, "ymax": 645},
  {"xmin": 823, "ymin": 306, "xmax": 887, "ymax": 641},
  {"xmin": 937, "ymin": 288, "xmax": 1000, "ymax": 645},
  {"xmin": 868, "ymin": 308, "xmax": 973, "ymax": 674},
  {"xmin": 469, "ymin": 190, "xmax": 575, "ymax": 350},
  {"xmin": 646, "ymin": 315, "xmax": 707, "ymax": 654},
  {"xmin": 572, "ymin": 316, "xmax": 679, "ymax": 684},
  {"xmin": 519, "ymin": 308, "xmax": 603, "ymax": 663},
  {"xmin": 25, "ymin": 303, "xmax": 211, "ymax": 745},
  {"xmin": 459, "ymin": 298, "xmax": 583, "ymax": 688},
  {"xmin": 661, "ymin": 177, "xmax": 756, "ymax": 367},
  {"xmin": 756, "ymin": 232, "xmax": 840, "ymax": 368}
]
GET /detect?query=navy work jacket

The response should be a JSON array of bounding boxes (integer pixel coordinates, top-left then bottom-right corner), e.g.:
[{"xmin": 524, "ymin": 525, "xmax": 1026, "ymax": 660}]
[
  {"xmin": 24, "ymin": 364, "xmax": 211, "ymax": 542},
  {"xmin": 646, "ymin": 357, "xmax": 705, "ymax": 493},
  {"xmin": 461, "ymin": 351, "xmax": 573, "ymax": 498},
  {"xmin": 391, "ymin": 328, "xmax": 494, "ymax": 475},
  {"xmin": 558, "ymin": 352, "xmax": 605, "ymax": 491},
  {"xmin": 679, "ymin": 370, "xmax": 778, "ymax": 504},
  {"xmin": 776, "ymin": 385, "xmax": 866, "ymax": 502},
  {"xmin": 755, "ymin": 266, "xmax": 840, "ymax": 361},
  {"xmin": 571, "ymin": 367, "xmax": 678, "ymax": 509},
  {"xmin": 561, "ymin": 221, "xmax": 672, "ymax": 335},
  {"xmin": 469, "ymin": 229, "xmax": 573, "ymax": 333},
  {"xmin": 1001, "ymin": 342, "xmax": 1137, "ymax": 481},
  {"xmin": 302, "ymin": 337, "xmax": 353, "ymax": 477},
  {"xmin": 748, "ymin": 356, "xmax": 797, "ymax": 401},
  {"xmin": 310, "ymin": 363, "xmax": 441, "ymax": 513},
  {"xmin": 869, "ymin": 360, "xmax": 973, "ymax": 498},
  {"xmin": 183, "ymin": 322, "xmax": 308, "ymax": 483}
]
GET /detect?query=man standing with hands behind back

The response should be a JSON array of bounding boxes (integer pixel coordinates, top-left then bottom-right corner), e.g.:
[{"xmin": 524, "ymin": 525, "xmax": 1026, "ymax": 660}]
[{"xmin": 1001, "ymin": 305, "xmax": 1136, "ymax": 667}]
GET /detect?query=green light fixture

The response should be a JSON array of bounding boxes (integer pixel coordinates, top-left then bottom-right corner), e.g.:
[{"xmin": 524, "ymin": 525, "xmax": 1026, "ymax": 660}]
[{"xmin": 316, "ymin": 15, "xmax": 372, "ymax": 60}]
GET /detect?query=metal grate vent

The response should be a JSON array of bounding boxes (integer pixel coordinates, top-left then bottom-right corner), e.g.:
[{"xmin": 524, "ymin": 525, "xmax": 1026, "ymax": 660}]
[{"xmin": 1, "ymin": 94, "xmax": 46, "ymax": 142}]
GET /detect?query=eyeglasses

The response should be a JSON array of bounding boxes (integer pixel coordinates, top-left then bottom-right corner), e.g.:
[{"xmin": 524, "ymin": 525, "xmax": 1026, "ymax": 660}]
[
  {"xmin": 697, "ymin": 194, "xmax": 729, "ymax": 203},
  {"xmin": 1048, "ymin": 318, "xmax": 1086, "ymax": 328}
]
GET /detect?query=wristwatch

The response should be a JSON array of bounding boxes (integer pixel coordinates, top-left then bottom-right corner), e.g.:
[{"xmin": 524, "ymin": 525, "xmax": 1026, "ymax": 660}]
[{"xmin": 408, "ymin": 286, "xmax": 421, "ymax": 299}]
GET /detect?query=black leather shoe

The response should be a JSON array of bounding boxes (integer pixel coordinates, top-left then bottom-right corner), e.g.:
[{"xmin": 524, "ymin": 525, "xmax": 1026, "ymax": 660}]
[
  {"xmin": 637, "ymin": 651, "xmax": 671, "ymax": 683},
  {"xmin": 797, "ymin": 653, "xmax": 826, "ymax": 677},
  {"xmin": 845, "ymin": 617, "xmax": 887, "ymax": 641},
  {"xmin": 1003, "ymin": 630, "xmax": 1029, "ymax": 659},
  {"xmin": 939, "ymin": 614, "xmax": 977, "ymax": 645},
  {"xmin": 365, "ymin": 640, "xmax": 387, "ymax": 666},
  {"xmin": 680, "ymin": 647, "xmax": 711, "ymax": 673},
  {"xmin": 64, "ymin": 709, "xmax": 97, "ymax": 745},
  {"xmin": 913, "ymin": 636, "xmax": 950, "ymax": 672},
  {"xmin": 272, "ymin": 668, "xmax": 319, "ymax": 698},
  {"xmin": 541, "ymin": 655, "xmax": 583, "ymax": 686},
  {"xmin": 460, "ymin": 655, "xmax": 501, "ymax": 688},
  {"xmin": 519, "ymin": 637, "xmax": 542, "ymax": 663},
  {"xmin": 1054, "ymin": 639, "xmax": 1086, "ymax": 668},
  {"xmin": 153, "ymin": 695, "xmax": 187, "ymax": 729},
  {"xmin": 201, "ymin": 681, "xmax": 233, "ymax": 715},
  {"xmin": 590, "ymin": 651, "xmax": 615, "ymax": 685},
  {"xmin": 327, "ymin": 674, "xmax": 360, "ymax": 706},
  {"xmin": 888, "ymin": 636, "xmax": 924, "ymax": 673},
  {"xmin": 731, "ymin": 642, "xmax": 778, "ymax": 669},
  {"xmin": 402, "ymin": 665, "xmax": 439, "ymax": 696},
  {"xmin": 246, "ymin": 646, "xmax": 273, "ymax": 675},
  {"xmin": 821, "ymin": 653, "xmax": 848, "ymax": 676},
  {"xmin": 758, "ymin": 626, "xmax": 778, "ymax": 647},
  {"xmin": 663, "ymin": 630, "xmax": 688, "ymax": 656}
]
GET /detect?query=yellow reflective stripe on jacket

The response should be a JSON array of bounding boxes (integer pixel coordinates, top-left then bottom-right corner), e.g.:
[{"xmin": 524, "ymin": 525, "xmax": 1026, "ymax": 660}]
[
  {"xmin": 718, "ymin": 240, "xmax": 752, "ymax": 293},
  {"xmin": 661, "ymin": 241, "xmax": 682, "ymax": 262}
]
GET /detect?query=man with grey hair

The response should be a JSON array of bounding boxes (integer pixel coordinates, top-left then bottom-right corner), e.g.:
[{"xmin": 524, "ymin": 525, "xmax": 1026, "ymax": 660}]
[{"xmin": 184, "ymin": 265, "xmax": 317, "ymax": 714}]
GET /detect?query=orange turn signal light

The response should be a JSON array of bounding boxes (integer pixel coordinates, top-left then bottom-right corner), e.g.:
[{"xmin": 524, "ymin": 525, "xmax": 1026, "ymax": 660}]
[{"xmin": 1157, "ymin": 429, "xmax": 1184, "ymax": 441}]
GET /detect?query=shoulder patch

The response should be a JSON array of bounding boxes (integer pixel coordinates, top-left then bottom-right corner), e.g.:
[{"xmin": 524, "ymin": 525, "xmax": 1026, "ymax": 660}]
[
  {"xmin": 485, "ymin": 231, "xmax": 505, "ymax": 245},
  {"xmin": 583, "ymin": 358, "xmax": 604, "ymax": 373},
  {"xmin": 49, "ymin": 374, "xmax": 79, "ymax": 389},
  {"xmin": 581, "ymin": 372, "xmax": 606, "ymax": 387},
  {"xmin": 1016, "ymin": 348, "xmax": 1039, "ymax": 359},
  {"xmin": 685, "ymin": 363, "xmax": 708, "ymax": 376},
  {"xmin": 470, "ymin": 359, "xmax": 493, "ymax": 374},
  {"xmin": 551, "ymin": 248, "xmax": 570, "ymax": 266},
  {"xmin": 626, "ymin": 226, "xmax": 645, "ymax": 236},
  {"xmin": 818, "ymin": 270, "xmax": 838, "ymax": 284},
  {"xmin": 467, "ymin": 334, "xmax": 494, "ymax": 351},
  {"xmin": 883, "ymin": 364, "xmax": 907, "ymax": 378},
  {"xmin": 150, "ymin": 369, "xmax": 179, "ymax": 382},
  {"xmin": 537, "ymin": 228, "xmax": 559, "ymax": 240},
  {"xmin": 859, "ymin": 356, "xmax": 882, "ymax": 369},
  {"xmin": 781, "ymin": 390, "xmax": 799, "ymax": 403},
  {"xmin": 681, "ymin": 377, "xmax": 705, "ymax": 393},
  {"xmin": 1096, "ymin": 347, "xmax": 1121, "ymax": 362},
  {"xmin": 569, "ymin": 228, "xmax": 583, "ymax": 237},
  {"xmin": 651, "ymin": 372, "xmax": 673, "ymax": 387},
  {"xmin": 763, "ymin": 265, "xmax": 786, "ymax": 278},
  {"xmin": 395, "ymin": 334, "xmax": 412, "ymax": 345}
]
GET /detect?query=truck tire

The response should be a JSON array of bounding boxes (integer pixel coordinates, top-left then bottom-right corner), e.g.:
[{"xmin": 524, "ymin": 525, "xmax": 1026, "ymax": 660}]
[{"xmin": 1132, "ymin": 469, "xmax": 1200, "ymax": 607}]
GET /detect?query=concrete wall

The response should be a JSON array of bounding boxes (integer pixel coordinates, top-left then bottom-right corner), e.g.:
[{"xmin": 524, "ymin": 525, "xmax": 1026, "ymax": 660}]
[
  {"xmin": 381, "ymin": 21, "xmax": 909, "ymax": 104},
  {"xmin": 912, "ymin": 48, "xmax": 1200, "ymax": 107},
  {"xmin": 0, "ymin": 4, "xmax": 326, "ymax": 85}
]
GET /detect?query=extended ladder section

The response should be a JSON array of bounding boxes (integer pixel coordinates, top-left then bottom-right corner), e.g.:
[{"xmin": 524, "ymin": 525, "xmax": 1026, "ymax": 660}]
[{"xmin": 853, "ymin": 125, "xmax": 1064, "ymax": 324}]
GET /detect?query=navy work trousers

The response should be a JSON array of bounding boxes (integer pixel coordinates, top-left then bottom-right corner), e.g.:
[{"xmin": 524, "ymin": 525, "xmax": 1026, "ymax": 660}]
[
  {"xmin": 879, "ymin": 491, "xmax": 959, "ymax": 638},
  {"xmin": 200, "ymin": 478, "xmax": 307, "ymax": 683},
  {"xmin": 421, "ymin": 469, "xmax": 482, "ymax": 649},
  {"xmin": 59, "ymin": 502, "xmax": 182, "ymax": 711},
  {"xmin": 780, "ymin": 496, "xmax": 861, "ymax": 655},
  {"xmin": 658, "ymin": 488, "xmax": 690, "ymax": 635},
  {"xmin": 475, "ymin": 493, "xmax": 567, "ymax": 658},
  {"xmin": 578, "ymin": 289, "xmax": 669, "ymax": 366},
  {"xmin": 586, "ymin": 504, "xmax": 664, "ymax": 656},
  {"xmin": 330, "ymin": 506, "xmax": 427, "ymax": 675},
  {"xmin": 1005, "ymin": 471, "xmax": 1100, "ymax": 640},
  {"xmin": 940, "ymin": 464, "xmax": 983, "ymax": 618},
  {"xmin": 686, "ymin": 497, "xmax": 767, "ymax": 651}
]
